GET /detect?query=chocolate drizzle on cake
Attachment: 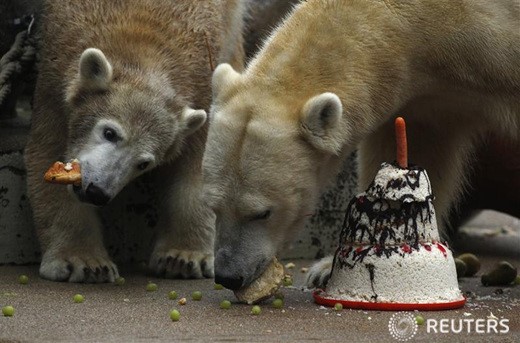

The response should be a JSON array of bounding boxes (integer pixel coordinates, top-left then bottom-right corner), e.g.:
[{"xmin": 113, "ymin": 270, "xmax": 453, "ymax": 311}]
[
  {"xmin": 334, "ymin": 161, "xmax": 438, "ymax": 270},
  {"xmin": 340, "ymin": 196, "xmax": 435, "ymax": 247},
  {"xmin": 366, "ymin": 263, "xmax": 378, "ymax": 301}
]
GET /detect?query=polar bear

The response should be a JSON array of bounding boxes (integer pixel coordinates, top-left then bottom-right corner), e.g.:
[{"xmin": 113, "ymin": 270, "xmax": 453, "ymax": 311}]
[
  {"xmin": 202, "ymin": 0, "xmax": 519, "ymax": 291},
  {"xmin": 25, "ymin": 0, "xmax": 245, "ymax": 282}
]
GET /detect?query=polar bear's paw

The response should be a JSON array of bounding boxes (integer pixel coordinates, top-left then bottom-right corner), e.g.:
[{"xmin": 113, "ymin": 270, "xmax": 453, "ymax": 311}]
[
  {"xmin": 39, "ymin": 252, "xmax": 119, "ymax": 283},
  {"xmin": 305, "ymin": 255, "xmax": 333, "ymax": 289},
  {"xmin": 149, "ymin": 249, "xmax": 214, "ymax": 279}
]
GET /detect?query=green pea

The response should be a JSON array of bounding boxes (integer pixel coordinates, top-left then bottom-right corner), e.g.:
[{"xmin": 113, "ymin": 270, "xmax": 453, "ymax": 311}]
[
  {"xmin": 73, "ymin": 294, "xmax": 85, "ymax": 303},
  {"xmin": 214, "ymin": 283, "xmax": 224, "ymax": 290},
  {"xmin": 169, "ymin": 309, "xmax": 180, "ymax": 322},
  {"xmin": 220, "ymin": 300, "xmax": 232, "ymax": 309},
  {"xmin": 334, "ymin": 303, "xmax": 343, "ymax": 311},
  {"xmin": 2, "ymin": 306, "xmax": 14, "ymax": 317},
  {"xmin": 115, "ymin": 277, "xmax": 125, "ymax": 286},
  {"xmin": 282, "ymin": 276, "xmax": 293, "ymax": 287},
  {"xmin": 416, "ymin": 315, "xmax": 425, "ymax": 325},
  {"xmin": 272, "ymin": 299, "xmax": 284, "ymax": 309},
  {"xmin": 515, "ymin": 275, "xmax": 520, "ymax": 285},
  {"xmin": 192, "ymin": 291, "xmax": 202, "ymax": 301},
  {"xmin": 168, "ymin": 291, "xmax": 178, "ymax": 300},
  {"xmin": 251, "ymin": 305, "xmax": 261, "ymax": 315},
  {"xmin": 146, "ymin": 282, "xmax": 158, "ymax": 292},
  {"xmin": 19, "ymin": 275, "xmax": 29, "ymax": 285}
]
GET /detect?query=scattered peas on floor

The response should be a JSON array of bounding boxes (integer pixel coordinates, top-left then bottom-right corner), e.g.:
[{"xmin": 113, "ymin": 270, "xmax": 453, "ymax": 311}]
[
  {"xmin": 282, "ymin": 275, "xmax": 293, "ymax": 287},
  {"xmin": 516, "ymin": 275, "xmax": 520, "ymax": 285},
  {"xmin": 251, "ymin": 305, "xmax": 261, "ymax": 315},
  {"xmin": 192, "ymin": 291, "xmax": 202, "ymax": 301},
  {"xmin": 214, "ymin": 283, "xmax": 224, "ymax": 290},
  {"xmin": 146, "ymin": 282, "xmax": 158, "ymax": 292},
  {"xmin": 416, "ymin": 315, "xmax": 425, "ymax": 325},
  {"xmin": 334, "ymin": 303, "xmax": 343, "ymax": 311},
  {"xmin": 2, "ymin": 306, "xmax": 14, "ymax": 317},
  {"xmin": 168, "ymin": 291, "xmax": 178, "ymax": 300},
  {"xmin": 73, "ymin": 294, "xmax": 85, "ymax": 303},
  {"xmin": 272, "ymin": 299, "xmax": 284, "ymax": 309},
  {"xmin": 220, "ymin": 300, "xmax": 231, "ymax": 309},
  {"xmin": 169, "ymin": 309, "xmax": 180, "ymax": 322},
  {"xmin": 18, "ymin": 275, "xmax": 29, "ymax": 285}
]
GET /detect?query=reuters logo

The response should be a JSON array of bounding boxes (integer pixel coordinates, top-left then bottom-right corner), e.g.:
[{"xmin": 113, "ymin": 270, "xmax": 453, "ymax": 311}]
[{"xmin": 388, "ymin": 312, "xmax": 418, "ymax": 341}]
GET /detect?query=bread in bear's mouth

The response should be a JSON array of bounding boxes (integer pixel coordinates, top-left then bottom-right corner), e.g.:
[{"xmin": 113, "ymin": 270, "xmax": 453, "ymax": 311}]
[
  {"xmin": 234, "ymin": 258, "xmax": 284, "ymax": 304},
  {"xmin": 44, "ymin": 159, "xmax": 81, "ymax": 186}
]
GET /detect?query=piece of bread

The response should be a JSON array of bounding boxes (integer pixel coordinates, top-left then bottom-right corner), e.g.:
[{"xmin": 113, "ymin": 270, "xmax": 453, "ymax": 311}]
[
  {"xmin": 234, "ymin": 258, "xmax": 284, "ymax": 304},
  {"xmin": 44, "ymin": 160, "xmax": 81, "ymax": 185}
]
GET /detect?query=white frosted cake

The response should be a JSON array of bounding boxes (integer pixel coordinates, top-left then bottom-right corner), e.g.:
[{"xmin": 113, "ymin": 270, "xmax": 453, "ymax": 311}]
[{"xmin": 322, "ymin": 162, "xmax": 465, "ymax": 305}]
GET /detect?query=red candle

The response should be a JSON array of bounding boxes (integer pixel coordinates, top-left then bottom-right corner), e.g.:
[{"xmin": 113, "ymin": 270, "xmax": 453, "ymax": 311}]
[{"xmin": 395, "ymin": 117, "xmax": 408, "ymax": 168}]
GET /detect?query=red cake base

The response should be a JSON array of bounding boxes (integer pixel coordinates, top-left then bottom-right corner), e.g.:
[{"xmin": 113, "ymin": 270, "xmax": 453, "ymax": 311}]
[{"xmin": 313, "ymin": 290, "xmax": 466, "ymax": 311}]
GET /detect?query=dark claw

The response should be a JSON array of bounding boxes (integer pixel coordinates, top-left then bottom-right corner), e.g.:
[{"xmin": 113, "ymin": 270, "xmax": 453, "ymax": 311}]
[
  {"xmin": 178, "ymin": 259, "xmax": 185, "ymax": 268},
  {"xmin": 158, "ymin": 258, "xmax": 163, "ymax": 265},
  {"xmin": 83, "ymin": 267, "xmax": 91, "ymax": 278},
  {"xmin": 186, "ymin": 261, "xmax": 194, "ymax": 273},
  {"xmin": 67, "ymin": 263, "xmax": 74, "ymax": 273},
  {"xmin": 95, "ymin": 267, "xmax": 101, "ymax": 276},
  {"xmin": 200, "ymin": 260, "xmax": 207, "ymax": 272},
  {"xmin": 170, "ymin": 257, "xmax": 178, "ymax": 268},
  {"xmin": 166, "ymin": 256, "xmax": 172, "ymax": 264},
  {"xmin": 312, "ymin": 275, "xmax": 320, "ymax": 288},
  {"xmin": 102, "ymin": 266, "xmax": 109, "ymax": 276}
]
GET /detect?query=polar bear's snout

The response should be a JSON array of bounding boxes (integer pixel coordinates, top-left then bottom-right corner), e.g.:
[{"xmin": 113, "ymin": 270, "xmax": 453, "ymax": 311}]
[
  {"xmin": 84, "ymin": 183, "xmax": 111, "ymax": 206},
  {"xmin": 214, "ymin": 248, "xmax": 270, "ymax": 291}
]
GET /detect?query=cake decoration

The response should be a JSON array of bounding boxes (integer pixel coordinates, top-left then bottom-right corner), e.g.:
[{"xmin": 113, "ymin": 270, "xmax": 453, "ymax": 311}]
[{"xmin": 314, "ymin": 117, "xmax": 466, "ymax": 310}]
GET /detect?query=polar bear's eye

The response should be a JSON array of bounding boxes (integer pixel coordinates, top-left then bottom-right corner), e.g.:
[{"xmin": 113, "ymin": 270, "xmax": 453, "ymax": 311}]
[
  {"xmin": 137, "ymin": 161, "xmax": 150, "ymax": 171},
  {"xmin": 103, "ymin": 128, "xmax": 118, "ymax": 142},
  {"xmin": 251, "ymin": 210, "xmax": 272, "ymax": 221}
]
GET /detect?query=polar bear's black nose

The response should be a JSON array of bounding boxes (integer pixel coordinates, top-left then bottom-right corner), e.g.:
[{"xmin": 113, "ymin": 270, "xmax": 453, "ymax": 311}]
[
  {"xmin": 85, "ymin": 183, "xmax": 110, "ymax": 206},
  {"xmin": 215, "ymin": 274, "xmax": 244, "ymax": 291}
]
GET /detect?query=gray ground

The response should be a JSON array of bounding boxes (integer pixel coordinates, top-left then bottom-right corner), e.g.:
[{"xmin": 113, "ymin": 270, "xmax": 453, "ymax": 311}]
[{"xmin": 1, "ymin": 210, "xmax": 519, "ymax": 343}]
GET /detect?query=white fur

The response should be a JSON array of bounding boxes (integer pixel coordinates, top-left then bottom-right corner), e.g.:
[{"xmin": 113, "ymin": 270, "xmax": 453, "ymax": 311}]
[
  {"xmin": 300, "ymin": 92, "xmax": 344, "ymax": 154},
  {"xmin": 181, "ymin": 106, "xmax": 207, "ymax": 136},
  {"xmin": 79, "ymin": 48, "xmax": 113, "ymax": 90}
]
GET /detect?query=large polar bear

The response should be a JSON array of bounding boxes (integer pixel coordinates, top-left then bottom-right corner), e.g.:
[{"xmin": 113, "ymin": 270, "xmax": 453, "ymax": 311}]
[
  {"xmin": 203, "ymin": 0, "xmax": 520, "ymax": 291},
  {"xmin": 25, "ymin": 0, "xmax": 245, "ymax": 282}
]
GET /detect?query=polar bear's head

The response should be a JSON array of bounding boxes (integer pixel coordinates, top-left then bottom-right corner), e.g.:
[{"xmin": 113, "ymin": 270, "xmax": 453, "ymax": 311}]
[
  {"xmin": 204, "ymin": 64, "xmax": 346, "ymax": 290},
  {"xmin": 65, "ymin": 48, "xmax": 206, "ymax": 206}
]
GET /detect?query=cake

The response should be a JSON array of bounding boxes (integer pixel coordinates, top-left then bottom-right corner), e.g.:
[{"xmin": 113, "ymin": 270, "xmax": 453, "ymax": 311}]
[{"xmin": 314, "ymin": 117, "xmax": 465, "ymax": 310}]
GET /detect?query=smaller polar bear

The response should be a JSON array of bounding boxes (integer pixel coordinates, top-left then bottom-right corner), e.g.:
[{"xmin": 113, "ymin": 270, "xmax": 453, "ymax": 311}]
[
  {"xmin": 202, "ymin": 0, "xmax": 520, "ymax": 291},
  {"xmin": 25, "ymin": 0, "xmax": 245, "ymax": 283}
]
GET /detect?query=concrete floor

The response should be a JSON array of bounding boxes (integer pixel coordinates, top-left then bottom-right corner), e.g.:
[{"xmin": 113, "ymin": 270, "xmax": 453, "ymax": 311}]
[{"xmin": 1, "ymin": 211, "xmax": 519, "ymax": 343}]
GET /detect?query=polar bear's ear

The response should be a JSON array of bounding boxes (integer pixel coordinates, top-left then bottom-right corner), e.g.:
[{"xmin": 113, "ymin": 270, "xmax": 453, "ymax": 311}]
[
  {"xmin": 181, "ymin": 106, "xmax": 207, "ymax": 136},
  {"xmin": 212, "ymin": 63, "xmax": 240, "ymax": 98},
  {"xmin": 78, "ymin": 48, "xmax": 113, "ymax": 91},
  {"xmin": 300, "ymin": 92, "xmax": 344, "ymax": 154}
]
